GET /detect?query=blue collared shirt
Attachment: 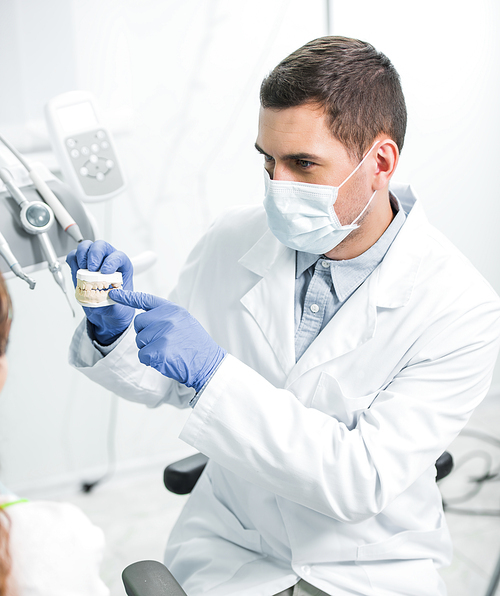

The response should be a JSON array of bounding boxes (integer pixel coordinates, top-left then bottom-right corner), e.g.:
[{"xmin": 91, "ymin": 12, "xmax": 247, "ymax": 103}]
[{"xmin": 294, "ymin": 194, "xmax": 406, "ymax": 361}]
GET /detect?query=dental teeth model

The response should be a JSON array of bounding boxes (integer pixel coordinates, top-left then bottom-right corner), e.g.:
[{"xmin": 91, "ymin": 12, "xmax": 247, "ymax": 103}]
[{"xmin": 75, "ymin": 269, "xmax": 123, "ymax": 307}]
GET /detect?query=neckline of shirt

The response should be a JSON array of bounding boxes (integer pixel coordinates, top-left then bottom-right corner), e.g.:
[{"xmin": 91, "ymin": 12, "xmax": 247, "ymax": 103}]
[{"xmin": 296, "ymin": 193, "xmax": 407, "ymax": 301}]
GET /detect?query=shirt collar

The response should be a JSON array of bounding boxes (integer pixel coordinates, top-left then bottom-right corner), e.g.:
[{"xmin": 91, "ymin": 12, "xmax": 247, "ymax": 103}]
[{"xmin": 296, "ymin": 193, "xmax": 406, "ymax": 301}]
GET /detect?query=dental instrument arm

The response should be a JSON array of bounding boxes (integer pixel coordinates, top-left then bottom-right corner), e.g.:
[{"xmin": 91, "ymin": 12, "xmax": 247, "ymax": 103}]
[
  {"xmin": 0, "ymin": 133, "xmax": 84, "ymax": 243},
  {"xmin": 0, "ymin": 167, "xmax": 30, "ymax": 208},
  {"xmin": 0, "ymin": 231, "xmax": 36, "ymax": 289},
  {"xmin": 0, "ymin": 167, "xmax": 75, "ymax": 315}
]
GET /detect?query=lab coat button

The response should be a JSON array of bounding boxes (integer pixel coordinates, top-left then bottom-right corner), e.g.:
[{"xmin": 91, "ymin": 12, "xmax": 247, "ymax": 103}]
[
  {"xmin": 302, "ymin": 565, "xmax": 311, "ymax": 575},
  {"xmin": 310, "ymin": 304, "xmax": 319, "ymax": 313}
]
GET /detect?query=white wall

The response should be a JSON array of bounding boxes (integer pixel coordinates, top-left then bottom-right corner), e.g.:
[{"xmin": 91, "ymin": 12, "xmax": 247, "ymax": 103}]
[
  {"xmin": 331, "ymin": 0, "xmax": 500, "ymax": 386},
  {"xmin": 0, "ymin": 0, "xmax": 498, "ymax": 495},
  {"xmin": 0, "ymin": 0, "xmax": 328, "ymax": 494}
]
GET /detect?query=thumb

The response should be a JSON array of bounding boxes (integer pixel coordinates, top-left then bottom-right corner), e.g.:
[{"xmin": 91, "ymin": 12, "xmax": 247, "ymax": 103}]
[{"xmin": 109, "ymin": 289, "xmax": 168, "ymax": 311}]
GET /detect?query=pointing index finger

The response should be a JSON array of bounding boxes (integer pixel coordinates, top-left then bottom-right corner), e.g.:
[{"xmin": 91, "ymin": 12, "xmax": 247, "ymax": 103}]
[{"xmin": 108, "ymin": 289, "xmax": 167, "ymax": 311}]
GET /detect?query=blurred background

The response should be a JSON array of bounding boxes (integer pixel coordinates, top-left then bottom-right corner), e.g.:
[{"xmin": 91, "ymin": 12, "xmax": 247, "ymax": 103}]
[{"xmin": 0, "ymin": 1, "xmax": 499, "ymax": 594}]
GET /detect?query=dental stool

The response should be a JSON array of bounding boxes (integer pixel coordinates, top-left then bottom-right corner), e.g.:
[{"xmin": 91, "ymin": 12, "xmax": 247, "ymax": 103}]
[{"xmin": 122, "ymin": 452, "xmax": 454, "ymax": 596}]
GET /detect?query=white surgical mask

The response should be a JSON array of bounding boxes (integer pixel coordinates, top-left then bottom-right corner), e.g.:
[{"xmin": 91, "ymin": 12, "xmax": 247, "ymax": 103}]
[{"xmin": 263, "ymin": 141, "xmax": 378, "ymax": 254}]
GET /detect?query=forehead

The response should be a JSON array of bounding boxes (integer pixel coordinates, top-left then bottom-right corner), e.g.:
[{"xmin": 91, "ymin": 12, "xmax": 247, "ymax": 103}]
[{"xmin": 257, "ymin": 104, "xmax": 348, "ymax": 160}]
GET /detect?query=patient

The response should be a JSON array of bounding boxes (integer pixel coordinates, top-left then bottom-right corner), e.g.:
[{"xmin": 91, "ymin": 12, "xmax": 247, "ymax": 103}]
[{"xmin": 0, "ymin": 271, "xmax": 109, "ymax": 595}]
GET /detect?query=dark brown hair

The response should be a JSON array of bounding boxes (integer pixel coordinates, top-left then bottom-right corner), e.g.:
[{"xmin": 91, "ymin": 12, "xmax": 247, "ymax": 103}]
[
  {"xmin": 0, "ymin": 512, "xmax": 10, "ymax": 596},
  {"xmin": 0, "ymin": 272, "xmax": 11, "ymax": 357},
  {"xmin": 260, "ymin": 36, "xmax": 407, "ymax": 161},
  {"xmin": 0, "ymin": 272, "xmax": 12, "ymax": 595}
]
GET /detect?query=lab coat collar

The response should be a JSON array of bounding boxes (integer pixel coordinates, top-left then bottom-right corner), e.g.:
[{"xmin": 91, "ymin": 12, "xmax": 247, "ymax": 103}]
[
  {"xmin": 375, "ymin": 183, "xmax": 426, "ymax": 309},
  {"xmin": 238, "ymin": 183, "xmax": 425, "ymax": 378},
  {"xmin": 295, "ymin": 193, "xmax": 406, "ymax": 304}
]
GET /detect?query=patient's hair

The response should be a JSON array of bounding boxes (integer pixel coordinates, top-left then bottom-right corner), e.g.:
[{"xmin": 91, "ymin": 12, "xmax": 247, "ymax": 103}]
[
  {"xmin": 0, "ymin": 272, "xmax": 12, "ymax": 595},
  {"xmin": 0, "ymin": 513, "xmax": 10, "ymax": 596},
  {"xmin": 260, "ymin": 36, "xmax": 407, "ymax": 161},
  {"xmin": 0, "ymin": 272, "xmax": 12, "ymax": 357}
]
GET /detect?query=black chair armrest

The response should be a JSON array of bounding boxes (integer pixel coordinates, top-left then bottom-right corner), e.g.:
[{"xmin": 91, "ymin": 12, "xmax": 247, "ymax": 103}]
[
  {"xmin": 122, "ymin": 560, "xmax": 187, "ymax": 596},
  {"xmin": 164, "ymin": 452, "xmax": 209, "ymax": 494},
  {"xmin": 435, "ymin": 451, "xmax": 453, "ymax": 481}
]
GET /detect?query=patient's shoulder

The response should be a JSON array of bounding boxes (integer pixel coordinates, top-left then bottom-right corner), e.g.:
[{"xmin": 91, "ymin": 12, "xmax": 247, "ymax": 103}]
[{"xmin": 5, "ymin": 499, "xmax": 109, "ymax": 595}]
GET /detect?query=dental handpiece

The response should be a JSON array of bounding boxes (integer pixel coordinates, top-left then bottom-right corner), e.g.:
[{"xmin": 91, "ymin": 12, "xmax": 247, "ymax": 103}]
[
  {"xmin": 0, "ymin": 168, "xmax": 75, "ymax": 315},
  {"xmin": 0, "ymin": 231, "xmax": 36, "ymax": 289},
  {"xmin": 37, "ymin": 232, "xmax": 75, "ymax": 317},
  {"xmin": 0, "ymin": 133, "xmax": 84, "ymax": 243}
]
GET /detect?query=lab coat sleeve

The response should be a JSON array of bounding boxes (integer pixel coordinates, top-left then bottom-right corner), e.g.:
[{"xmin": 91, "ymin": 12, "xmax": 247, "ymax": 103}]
[
  {"xmin": 180, "ymin": 298, "xmax": 500, "ymax": 524},
  {"xmin": 69, "ymin": 317, "xmax": 195, "ymax": 408}
]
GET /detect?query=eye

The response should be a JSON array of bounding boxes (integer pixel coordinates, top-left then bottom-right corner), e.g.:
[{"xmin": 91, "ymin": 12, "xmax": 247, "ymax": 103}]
[
  {"xmin": 263, "ymin": 154, "xmax": 275, "ymax": 163},
  {"xmin": 297, "ymin": 159, "xmax": 314, "ymax": 169}
]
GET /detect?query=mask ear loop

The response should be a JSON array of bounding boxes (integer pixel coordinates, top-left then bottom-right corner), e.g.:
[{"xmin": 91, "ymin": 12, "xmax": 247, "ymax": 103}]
[
  {"xmin": 337, "ymin": 140, "xmax": 379, "ymax": 227},
  {"xmin": 338, "ymin": 140, "xmax": 379, "ymax": 189},
  {"xmin": 351, "ymin": 189, "xmax": 377, "ymax": 226}
]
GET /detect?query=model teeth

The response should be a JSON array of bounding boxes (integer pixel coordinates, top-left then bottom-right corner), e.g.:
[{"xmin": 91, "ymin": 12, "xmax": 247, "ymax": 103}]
[
  {"xmin": 75, "ymin": 269, "xmax": 123, "ymax": 307},
  {"xmin": 75, "ymin": 279, "xmax": 122, "ymax": 303}
]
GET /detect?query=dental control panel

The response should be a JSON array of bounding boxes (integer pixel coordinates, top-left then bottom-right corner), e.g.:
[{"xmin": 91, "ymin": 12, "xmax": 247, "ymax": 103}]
[{"xmin": 45, "ymin": 90, "xmax": 126, "ymax": 203}]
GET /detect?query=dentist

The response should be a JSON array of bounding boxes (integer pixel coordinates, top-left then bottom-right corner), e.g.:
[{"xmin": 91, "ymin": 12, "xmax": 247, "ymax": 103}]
[{"xmin": 68, "ymin": 36, "xmax": 500, "ymax": 596}]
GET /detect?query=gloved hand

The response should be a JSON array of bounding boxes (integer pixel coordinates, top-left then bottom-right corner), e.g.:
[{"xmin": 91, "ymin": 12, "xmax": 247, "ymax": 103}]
[
  {"xmin": 66, "ymin": 240, "xmax": 135, "ymax": 345},
  {"xmin": 109, "ymin": 289, "xmax": 227, "ymax": 393}
]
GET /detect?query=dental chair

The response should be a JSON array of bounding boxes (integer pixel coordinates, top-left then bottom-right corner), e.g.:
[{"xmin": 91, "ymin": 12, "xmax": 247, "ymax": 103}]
[{"xmin": 122, "ymin": 452, "xmax": 454, "ymax": 596}]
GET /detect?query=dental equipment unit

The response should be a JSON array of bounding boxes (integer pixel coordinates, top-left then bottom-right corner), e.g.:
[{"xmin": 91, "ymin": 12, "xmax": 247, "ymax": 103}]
[
  {"xmin": 0, "ymin": 167, "xmax": 75, "ymax": 316},
  {"xmin": 0, "ymin": 133, "xmax": 84, "ymax": 243}
]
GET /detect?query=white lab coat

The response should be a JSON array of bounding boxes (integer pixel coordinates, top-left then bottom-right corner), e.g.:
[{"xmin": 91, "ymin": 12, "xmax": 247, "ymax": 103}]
[{"xmin": 69, "ymin": 184, "xmax": 500, "ymax": 596}]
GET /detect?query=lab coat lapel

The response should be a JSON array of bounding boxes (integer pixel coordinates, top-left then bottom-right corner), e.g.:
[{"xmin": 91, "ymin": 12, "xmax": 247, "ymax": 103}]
[
  {"xmin": 239, "ymin": 230, "xmax": 296, "ymax": 377},
  {"xmin": 238, "ymin": 189, "xmax": 426, "ymax": 386},
  {"xmin": 286, "ymin": 193, "xmax": 426, "ymax": 387},
  {"xmin": 286, "ymin": 271, "xmax": 379, "ymax": 387}
]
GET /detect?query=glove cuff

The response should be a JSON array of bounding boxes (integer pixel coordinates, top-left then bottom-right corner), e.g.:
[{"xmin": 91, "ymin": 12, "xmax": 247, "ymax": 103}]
[{"xmin": 192, "ymin": 345, "xmax": 227, "ymax": 393}]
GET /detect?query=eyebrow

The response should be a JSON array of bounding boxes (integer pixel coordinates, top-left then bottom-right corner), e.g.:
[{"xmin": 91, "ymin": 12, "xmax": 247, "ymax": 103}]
[{"xmin": 254, "ymin": 143, "xmax": 320, "ymax": 162}]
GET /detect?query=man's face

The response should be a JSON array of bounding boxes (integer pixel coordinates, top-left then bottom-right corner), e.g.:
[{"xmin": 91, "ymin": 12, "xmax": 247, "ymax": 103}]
[{"xmin": 256, "ymin": 103, "xmax": 373, "ymax": 227}]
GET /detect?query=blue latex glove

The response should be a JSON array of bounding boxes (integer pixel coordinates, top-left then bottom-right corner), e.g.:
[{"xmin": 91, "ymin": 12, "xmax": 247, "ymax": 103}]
[
  {"xmin": 66, "ymin": 240, "xmax": 135, "ymax": 345},
  {"xmin": 109, "ymin": 288, "xmax": 227, "ymax": 393}
]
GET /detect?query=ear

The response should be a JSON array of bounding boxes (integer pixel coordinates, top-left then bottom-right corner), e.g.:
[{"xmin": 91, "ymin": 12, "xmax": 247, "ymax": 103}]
[{"xmin": 372, "ymin": 138, "xmax": 399, "ymax": 191}]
